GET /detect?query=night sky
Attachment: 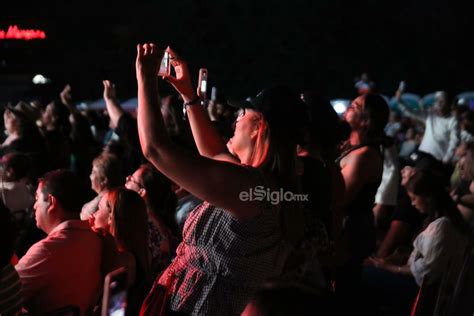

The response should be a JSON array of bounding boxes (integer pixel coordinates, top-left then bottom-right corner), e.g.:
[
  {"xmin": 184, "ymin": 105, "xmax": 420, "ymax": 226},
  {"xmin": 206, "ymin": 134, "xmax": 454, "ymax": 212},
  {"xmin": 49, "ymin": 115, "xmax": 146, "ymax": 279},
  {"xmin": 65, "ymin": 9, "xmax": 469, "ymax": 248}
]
[{"xmin": 1, "ymin": 0, "xmax": 473, "ymax": 104}]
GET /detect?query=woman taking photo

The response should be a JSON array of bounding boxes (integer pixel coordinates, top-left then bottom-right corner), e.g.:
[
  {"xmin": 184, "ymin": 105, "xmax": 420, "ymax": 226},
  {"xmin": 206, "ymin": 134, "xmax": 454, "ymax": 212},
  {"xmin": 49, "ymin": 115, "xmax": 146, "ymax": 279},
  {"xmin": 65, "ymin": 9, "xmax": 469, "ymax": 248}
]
[{"xmin": 136, "ymin": 44, "xmax": 307, "ymax": 315}]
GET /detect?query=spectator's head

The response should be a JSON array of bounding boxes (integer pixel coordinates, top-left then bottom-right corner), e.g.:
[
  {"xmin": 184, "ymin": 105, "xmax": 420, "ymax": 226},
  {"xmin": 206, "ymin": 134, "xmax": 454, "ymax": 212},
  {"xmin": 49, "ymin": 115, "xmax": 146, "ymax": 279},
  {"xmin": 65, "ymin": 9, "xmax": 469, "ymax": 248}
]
[
  {"xmin": 401, "ymin": 152, "xmax": 447, "ymax": 187},
  {"xmin": 160, "ymin": 95, "xmax": 182, "ymax": 137},
  {"xmin": 41, "ymin": 100, "xmax": 71, "ymax": 133},
  {"xmin": 125, "ymin": 163, "xmax": 178, "ymax": 235},
  {"xmin": 227, "ymin": 86, "xmax": 308, "ymax": 169},
  {"xmin": 35, "ymin": 169, "xmax": 86, "ymax": 234},
  {"xmin": 460, "ymin": 110, "xmax": 474, "ymax": 135},
  {"xmin": 345, "ymin": 93, "xmax": 389, "ymax": 142},
  {"xmin": 3, "ymin": 102, "xmax": 37, "ymax": 136},
  {"xmin": 406, "ymin": 171, "xmax": 467, "ymax": 232},
  {"xmin": 90, "ymin": 152, "xmax": 123, "ymax": 194},
  {"xmin": 160, "ymin": 94, "xmax": 195, "ymax": 149},
  {"xmin": 91, "ymin": 187, "xmax": 152, "ymax": 281},
  {"xmin": 0, "ymin": 201, "xmax": 16, "ymax": 267},
  {"xmin": 301, "ymin": 91, "xmax": 350, "ymax": 160},
  {"xmin": 401, "ymin": 166, "xmax": 417, "ymax": 187},
  {"xmin": 0, "ymin": 152, "xmax": 32, "ymax": 182},
  {"xmin": 241, "ymin": 282, "xmax": 328, "ymax": 316},
  {"xmin": 405, "ymin": 127, "xmax": 415, "ymax": 140},
  {"xmin": 433, "ymin": 91, "xmax": 451, "ymax": 116}
]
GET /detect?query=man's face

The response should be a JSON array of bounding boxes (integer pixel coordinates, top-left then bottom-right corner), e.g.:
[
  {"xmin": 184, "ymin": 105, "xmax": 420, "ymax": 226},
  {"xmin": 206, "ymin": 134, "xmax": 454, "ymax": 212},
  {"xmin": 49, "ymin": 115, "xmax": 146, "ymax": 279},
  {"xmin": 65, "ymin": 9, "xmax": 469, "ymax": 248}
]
[
  {"xmin": 401, "ymin": 166, "xmax": 416, "ymax": 186},
  {"xmin": 434, "ymin": 92, "xmax": 449, "ymax": 113},
  {"xmin": 34, "ymin": 183, "xmax": 50, "ymax": 233}
]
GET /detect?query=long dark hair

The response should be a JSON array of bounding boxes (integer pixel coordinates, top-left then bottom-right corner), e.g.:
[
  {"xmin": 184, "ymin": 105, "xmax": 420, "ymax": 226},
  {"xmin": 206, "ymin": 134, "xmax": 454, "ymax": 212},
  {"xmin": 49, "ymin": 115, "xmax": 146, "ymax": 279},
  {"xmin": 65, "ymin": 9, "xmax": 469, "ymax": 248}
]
[
  {"xmin": 362, "ymin": 93, "xmax": 390, "ymax": 142},
  {"xmin": 406, "ymin": 171, "xmax": 469, "ymax": 234},
  {"xmin": 140, "ymin": 164, "xmax": 178, "ymax": 236},
  {"xmin": 109, "ymin": 188, "xmax": 152, "ymax": 282},
  {"xmin": 256, "ymin": 88, "xmax": 308, "ymax": 246}
]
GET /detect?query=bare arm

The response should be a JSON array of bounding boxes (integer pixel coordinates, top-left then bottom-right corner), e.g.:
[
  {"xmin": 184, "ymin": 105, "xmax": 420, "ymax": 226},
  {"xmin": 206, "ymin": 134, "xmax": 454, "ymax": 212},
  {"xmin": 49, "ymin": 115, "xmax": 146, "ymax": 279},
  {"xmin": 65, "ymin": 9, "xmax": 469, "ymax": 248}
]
[
  {"xmin": 340, "ymin": 147, "xmax": 381, "ymax": 208},
  {"xmin": 395, "ymin": 91, "xmax": 427, "ymax": 123},
  {"xmin": 103, "ymin": 80, "xmax": 125, "ymax": 130},
  {"xmin": 443, "ymin": 117, "xmax": 460, "ymax": 163},
  {"xmin": 377, "ymin": 220, "xmax": 411, "ymax": 258},
  {"xmin": 365, "ymin": 256, "xmax": 413, "ymax": 276},
  {"xmin": 164, "ymin": 48, "xmax": 238, "ymax": 164},
  {"xmin": 136, "ymin": 44, "xmax": 263, "ymax": 219}
]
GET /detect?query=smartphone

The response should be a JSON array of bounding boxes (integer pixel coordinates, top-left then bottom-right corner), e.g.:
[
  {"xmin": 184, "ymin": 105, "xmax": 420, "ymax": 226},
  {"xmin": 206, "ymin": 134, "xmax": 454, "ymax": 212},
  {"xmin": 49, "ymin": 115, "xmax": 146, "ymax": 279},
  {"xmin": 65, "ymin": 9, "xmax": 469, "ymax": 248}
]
[
  {"xmin": 158, "ymin": 51, "xmax": 170, "ymax": 77},
  {"xmin": 398, "ymin": 81, "xmax": 406, "ymax": 92},
  {"xmin": 198, "ymin": 68, "xmax": 208, "ymax": 99},
  {"xmin": 211, "ymin": 86, "xmax": 217, "ymax": 101},
  {"xmin": 102, "ymin": 267, "xmax": 128, "ymax": 316}
]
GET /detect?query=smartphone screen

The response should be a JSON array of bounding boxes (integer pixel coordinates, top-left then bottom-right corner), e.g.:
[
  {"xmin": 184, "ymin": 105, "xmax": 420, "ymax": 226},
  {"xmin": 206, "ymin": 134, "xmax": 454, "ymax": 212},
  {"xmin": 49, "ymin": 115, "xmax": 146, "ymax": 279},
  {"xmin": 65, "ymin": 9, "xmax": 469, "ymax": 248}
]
[
  {"xmin": 102, "ymin": 267, "xmax": 128, "ymax": 316},
  {"xmin": 211, "ymin": 86, "xmax": 217, "ymax": 101},
  {"xmin": 198, "ymin": 68, "xmax": 208, "ymax": 99},
  {"xmin": 158, "ymin": 51, "xmax": 170, "ymax": 76},
  {"xmin": 201, "ymin": 78, "xmax": 207, "ymax": 94}
]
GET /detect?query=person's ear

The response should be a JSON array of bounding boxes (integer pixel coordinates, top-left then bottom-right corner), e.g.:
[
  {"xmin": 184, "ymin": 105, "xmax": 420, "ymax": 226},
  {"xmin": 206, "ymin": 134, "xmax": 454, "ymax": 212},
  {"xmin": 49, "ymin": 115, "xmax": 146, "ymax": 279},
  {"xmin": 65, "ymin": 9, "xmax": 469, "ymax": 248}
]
[
  {"xmin": 138, "ymin": 188, "xmax": 146, "ymax": 197},
  {"xmin": 100, "ymin": 178, "xmax": 108, "ymax": 188},
  {"xmin": 47, "ymin": 194, "xmax": 56, "ymax": 213},
  {"xmin": 250, "ymin": 118, "xmax": 263, "ymax": 139}
]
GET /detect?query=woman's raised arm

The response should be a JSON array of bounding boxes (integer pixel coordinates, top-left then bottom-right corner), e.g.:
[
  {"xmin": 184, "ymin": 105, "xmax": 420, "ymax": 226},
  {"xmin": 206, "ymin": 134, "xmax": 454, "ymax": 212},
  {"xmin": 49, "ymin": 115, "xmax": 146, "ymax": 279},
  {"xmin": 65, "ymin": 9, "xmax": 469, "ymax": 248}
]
[
  {"xmin": 163, "ymin": 48, "xmax": 238, "ymax": 164},
  {"xmin": 136, "ymin": 43, "xmax": 263, "ymax": 219}
]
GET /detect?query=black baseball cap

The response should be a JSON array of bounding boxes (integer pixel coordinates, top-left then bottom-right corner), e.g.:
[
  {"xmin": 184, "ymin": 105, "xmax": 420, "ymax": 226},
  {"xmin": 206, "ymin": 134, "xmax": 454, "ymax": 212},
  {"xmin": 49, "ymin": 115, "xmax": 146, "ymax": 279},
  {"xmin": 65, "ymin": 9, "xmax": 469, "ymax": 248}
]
[
  {"xmin": 228, "ymin": 86, "xmax": 309, "ymax": 144},
  {"xmin": 406, "ymin": 151, "xmax": 449, "ymax": 187}
]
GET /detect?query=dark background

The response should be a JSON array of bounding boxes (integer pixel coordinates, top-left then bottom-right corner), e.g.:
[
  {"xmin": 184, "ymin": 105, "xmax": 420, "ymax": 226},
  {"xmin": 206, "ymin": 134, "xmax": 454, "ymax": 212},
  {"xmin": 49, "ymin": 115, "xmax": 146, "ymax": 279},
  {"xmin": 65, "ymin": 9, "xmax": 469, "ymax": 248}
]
[{"xmin": 1, "ymin": 0, "xmax": 473, "ymax": 104}]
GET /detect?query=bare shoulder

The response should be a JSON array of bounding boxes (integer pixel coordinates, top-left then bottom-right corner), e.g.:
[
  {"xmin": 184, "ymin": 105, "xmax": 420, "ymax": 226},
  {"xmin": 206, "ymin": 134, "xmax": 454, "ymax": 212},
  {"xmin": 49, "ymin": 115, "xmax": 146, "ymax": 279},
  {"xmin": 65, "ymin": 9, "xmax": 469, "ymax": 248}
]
[
  {"xmin": 341, "ymin": 146, "xmax": 379, "ymax": 166},
  {"xmin": 340, "ymin": 146, "xmax": 383, "ymax": 185}
]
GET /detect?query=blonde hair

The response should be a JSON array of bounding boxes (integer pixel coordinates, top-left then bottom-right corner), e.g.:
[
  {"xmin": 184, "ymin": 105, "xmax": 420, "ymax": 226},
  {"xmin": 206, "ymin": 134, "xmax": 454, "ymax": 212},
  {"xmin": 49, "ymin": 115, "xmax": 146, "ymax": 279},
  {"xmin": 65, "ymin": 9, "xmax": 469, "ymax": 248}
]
[
  {"xmin": 248, "ymin": 112, "xmax": 271, "ymax": 168},
  {"xmin": 247, "ymin": 112, "xmax": 304, "ymax": 245}
]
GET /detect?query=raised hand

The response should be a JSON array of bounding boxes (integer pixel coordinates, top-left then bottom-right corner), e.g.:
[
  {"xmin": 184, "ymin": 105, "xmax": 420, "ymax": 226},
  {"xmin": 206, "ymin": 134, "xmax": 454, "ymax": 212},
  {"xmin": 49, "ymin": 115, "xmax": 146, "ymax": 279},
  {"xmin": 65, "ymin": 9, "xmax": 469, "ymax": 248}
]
[
  {"xmin": 395, "ymin": 89, "xmax": 402, "ymax": 101},
  {"xmin": 163, "ymin": 47, "xmax": 197, "ymax": 103},
  {"xmin": 136, "ymin": 43, "xmax": 161, "ymax": 80},
  {"xmin": 60, "ymin": 84, "xmax": 74, "ymax": 106},
  {"xmin": 103, "ymin": 80, "xmax": 117, "ymax": 101}
]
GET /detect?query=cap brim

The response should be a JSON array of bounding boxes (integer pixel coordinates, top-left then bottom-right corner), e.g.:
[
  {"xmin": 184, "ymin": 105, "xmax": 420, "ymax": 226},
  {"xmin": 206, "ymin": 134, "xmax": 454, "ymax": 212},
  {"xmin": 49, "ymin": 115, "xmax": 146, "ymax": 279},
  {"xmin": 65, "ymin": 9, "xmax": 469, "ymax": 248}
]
[{"xmin": 227, "ymin": 98, "xmax": 254, "ymax": 109}]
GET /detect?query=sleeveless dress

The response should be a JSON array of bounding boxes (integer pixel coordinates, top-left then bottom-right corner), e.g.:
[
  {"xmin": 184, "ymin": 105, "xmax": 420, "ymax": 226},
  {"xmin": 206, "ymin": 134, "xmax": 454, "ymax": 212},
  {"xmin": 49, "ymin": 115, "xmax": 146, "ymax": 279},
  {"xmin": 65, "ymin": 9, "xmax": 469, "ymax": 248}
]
[
  {"xmin": 336, "ymin": 143, "xmax": 383, "ymax": 262},
  {"xmin": 156, "ymin": 172, "xmax": 292, "ymax": 315}
]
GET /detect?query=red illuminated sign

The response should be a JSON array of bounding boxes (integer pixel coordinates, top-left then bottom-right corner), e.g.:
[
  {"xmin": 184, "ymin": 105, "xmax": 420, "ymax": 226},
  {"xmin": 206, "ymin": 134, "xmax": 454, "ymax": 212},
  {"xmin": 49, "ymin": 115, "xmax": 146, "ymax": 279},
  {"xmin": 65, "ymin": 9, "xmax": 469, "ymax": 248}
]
[{"xmin": 0, "ymin": 25, "xmax": 46, "ymax": 40}]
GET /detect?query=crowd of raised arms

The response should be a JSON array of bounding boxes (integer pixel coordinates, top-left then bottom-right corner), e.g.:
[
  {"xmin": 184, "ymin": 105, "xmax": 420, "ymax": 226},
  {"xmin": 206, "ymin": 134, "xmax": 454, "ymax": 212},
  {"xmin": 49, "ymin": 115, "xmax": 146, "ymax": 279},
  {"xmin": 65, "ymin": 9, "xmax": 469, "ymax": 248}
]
[{"xmin": 1, "ymin": 44, "xmax": 474, "ymax": 316}]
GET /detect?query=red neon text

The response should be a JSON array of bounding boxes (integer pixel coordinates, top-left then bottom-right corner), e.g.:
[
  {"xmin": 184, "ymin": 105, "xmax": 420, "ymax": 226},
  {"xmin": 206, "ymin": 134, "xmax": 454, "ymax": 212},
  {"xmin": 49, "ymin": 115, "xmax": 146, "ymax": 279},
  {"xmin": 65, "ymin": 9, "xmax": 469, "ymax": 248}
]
[{"xmin": 0, "ymin": 25, "xmax": 46, "ymax": 40}]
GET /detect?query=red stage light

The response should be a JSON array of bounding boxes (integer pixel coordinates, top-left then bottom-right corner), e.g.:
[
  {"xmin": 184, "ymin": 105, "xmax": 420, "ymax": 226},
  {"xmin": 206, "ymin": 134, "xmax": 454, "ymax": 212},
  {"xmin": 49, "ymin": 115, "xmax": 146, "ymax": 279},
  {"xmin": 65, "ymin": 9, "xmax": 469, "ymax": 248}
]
[{"xmin": 0, "ymin": 25, "xmax": 46, "ymax": 40}]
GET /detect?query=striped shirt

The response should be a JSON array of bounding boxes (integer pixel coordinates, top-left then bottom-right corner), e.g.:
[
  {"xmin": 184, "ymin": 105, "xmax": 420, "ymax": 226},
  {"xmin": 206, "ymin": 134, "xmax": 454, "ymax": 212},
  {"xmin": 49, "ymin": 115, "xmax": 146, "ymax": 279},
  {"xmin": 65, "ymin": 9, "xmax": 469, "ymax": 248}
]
[{"xmin": 0, "ymin": 263, "xmax": 22, "ymax": 316}]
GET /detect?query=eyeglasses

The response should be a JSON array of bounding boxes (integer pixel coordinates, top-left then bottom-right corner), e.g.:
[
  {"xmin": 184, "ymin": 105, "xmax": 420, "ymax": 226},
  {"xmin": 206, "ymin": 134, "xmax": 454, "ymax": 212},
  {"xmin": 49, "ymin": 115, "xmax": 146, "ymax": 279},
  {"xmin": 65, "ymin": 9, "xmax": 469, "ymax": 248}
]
[
  {"xmin": 236, "ymin": 108, "xmax": 246, "ymax": 121},
  {"xmin": 126, "ymin": 175, "xmax": 143, "ymax": 188}
]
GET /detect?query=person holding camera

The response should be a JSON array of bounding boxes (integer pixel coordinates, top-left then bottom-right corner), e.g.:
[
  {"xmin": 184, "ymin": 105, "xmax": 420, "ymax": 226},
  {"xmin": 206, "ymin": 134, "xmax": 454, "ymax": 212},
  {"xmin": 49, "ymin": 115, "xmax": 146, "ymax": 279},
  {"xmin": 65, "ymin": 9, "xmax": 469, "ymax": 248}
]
[{"xmin": 135, "ymin": 43, "xmax": 306, "ymax": 315}]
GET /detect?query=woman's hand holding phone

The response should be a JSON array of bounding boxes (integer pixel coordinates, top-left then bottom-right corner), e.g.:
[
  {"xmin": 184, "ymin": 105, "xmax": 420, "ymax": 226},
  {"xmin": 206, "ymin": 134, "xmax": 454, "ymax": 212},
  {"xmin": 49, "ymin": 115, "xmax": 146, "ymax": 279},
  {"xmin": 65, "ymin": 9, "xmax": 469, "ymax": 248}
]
[{"xmin": 162, "ymin": 47, "xmax": 198, "ymax": 103}]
